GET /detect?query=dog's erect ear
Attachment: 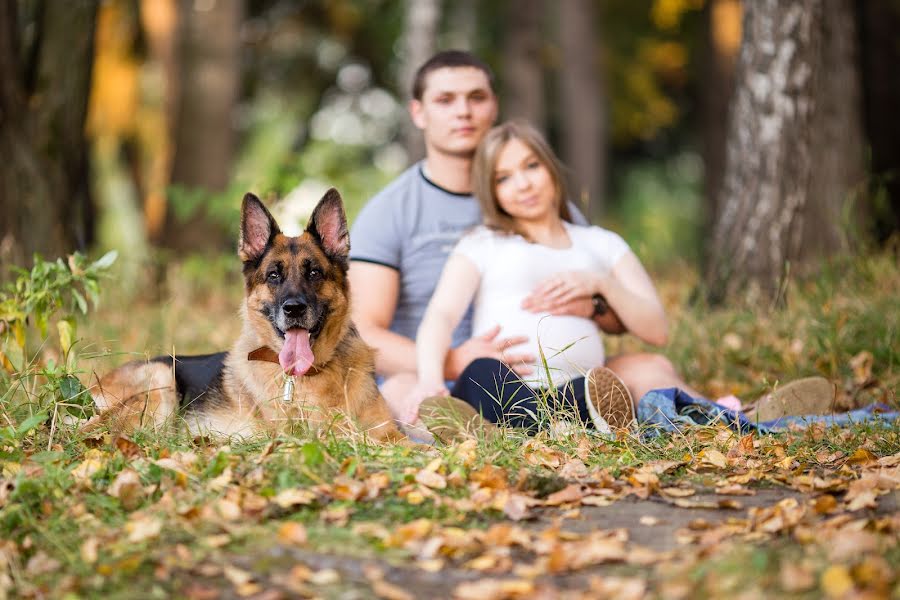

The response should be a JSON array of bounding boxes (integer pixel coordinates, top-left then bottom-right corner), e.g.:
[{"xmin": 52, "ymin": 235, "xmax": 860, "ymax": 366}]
[
  {"xmin": 306, "ymin": 188, "xmax": 349, "ymax": 260},
  {"xmin": 239, "ymin": 193, "xmax": 281, "ymax": 263}
]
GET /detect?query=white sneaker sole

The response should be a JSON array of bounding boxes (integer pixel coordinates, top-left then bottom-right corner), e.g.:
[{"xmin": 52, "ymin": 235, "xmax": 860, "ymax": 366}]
[{"xmin": 584, "ymin": 367, "xmax": 635, "ymax": 433}]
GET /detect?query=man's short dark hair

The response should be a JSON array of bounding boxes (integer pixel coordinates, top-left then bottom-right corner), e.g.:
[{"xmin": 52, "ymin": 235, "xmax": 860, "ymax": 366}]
[{"xmin": 411, "ymin": 50, "xmax": 496, "ymax": 101}]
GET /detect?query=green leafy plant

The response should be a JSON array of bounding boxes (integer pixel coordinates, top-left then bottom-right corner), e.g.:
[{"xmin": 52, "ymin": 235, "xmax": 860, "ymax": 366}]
[{"xmin": 0, "ymin": 251, "xmax": 117, "ymax": 426}]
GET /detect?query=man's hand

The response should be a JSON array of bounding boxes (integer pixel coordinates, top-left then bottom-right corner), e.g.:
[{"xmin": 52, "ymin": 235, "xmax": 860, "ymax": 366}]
[
  {"xmin": 444, "ymin": 324, "xmax": 534, "ymax": 380},
  {"xmin": 593, "ymin": 303, "xmax": 627, "ymax": 334}
]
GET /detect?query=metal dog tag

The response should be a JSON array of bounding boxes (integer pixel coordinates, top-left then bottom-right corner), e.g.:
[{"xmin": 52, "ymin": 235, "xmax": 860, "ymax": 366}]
[{"xmin": 281, "ymin": 375, "xmax": 295, "ymax": 403}]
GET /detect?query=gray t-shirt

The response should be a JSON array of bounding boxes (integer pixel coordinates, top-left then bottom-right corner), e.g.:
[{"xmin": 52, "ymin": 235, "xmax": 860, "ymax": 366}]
[{"xmin": 350, "ymin": 161, "xmax": 587, "ymax": 348}]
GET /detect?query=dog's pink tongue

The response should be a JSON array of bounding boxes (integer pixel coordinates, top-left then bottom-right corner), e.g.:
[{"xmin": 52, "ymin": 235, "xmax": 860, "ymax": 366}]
[{"xmin": 279, "ymin": 329, "xmax": 314, "ymax": 376}]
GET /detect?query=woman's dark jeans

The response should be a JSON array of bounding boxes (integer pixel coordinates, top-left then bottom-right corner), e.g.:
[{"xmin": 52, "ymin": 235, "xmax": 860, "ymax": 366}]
[{"xmin": 449, "ymin": 358, "xmax": 593, "ymax": 432}]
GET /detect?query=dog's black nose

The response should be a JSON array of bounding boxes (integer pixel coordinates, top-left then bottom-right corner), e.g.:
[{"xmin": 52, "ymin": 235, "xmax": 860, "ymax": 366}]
[{"xmin": 281, "ymin": 298, "xmax": 307, "ymax": 319}]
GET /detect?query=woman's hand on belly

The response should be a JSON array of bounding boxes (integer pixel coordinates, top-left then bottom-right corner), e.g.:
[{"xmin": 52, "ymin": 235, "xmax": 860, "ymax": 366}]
[
  {"xmin": 445, "ymin": 324, "xmax": 535, "ymax": 380},
  {"xmin": 521, "ymin": 270, "xmax": 604, "ymax": 313},
  {"xmin": 541, "ymin": 296, "xmax": 593, "ymax": 319}
]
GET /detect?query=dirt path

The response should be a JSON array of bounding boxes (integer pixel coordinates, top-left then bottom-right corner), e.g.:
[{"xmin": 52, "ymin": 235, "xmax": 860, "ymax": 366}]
[
  {"xmin": 167, "ymin": 485, "xmax": 900, "ymax": 599},
  {"xmin": 537, "ymin": 487, "xmax": 806, "ymax": 552},
  {"xmin": 194, "ymin": 486, "xmax": 854, "ymax": 598}
]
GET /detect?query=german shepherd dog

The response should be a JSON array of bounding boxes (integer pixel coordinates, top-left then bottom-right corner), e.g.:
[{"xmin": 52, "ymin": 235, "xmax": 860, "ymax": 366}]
[{"xmin": 88, "ymin": 189, "xmax": 402, "ymax": 441}]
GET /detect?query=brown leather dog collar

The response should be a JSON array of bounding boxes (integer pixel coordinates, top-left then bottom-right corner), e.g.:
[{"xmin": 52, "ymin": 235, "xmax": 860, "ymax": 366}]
[
  {"xmin": 248, "ymin": 346, "xmax": 280, "ymax": 364},
  {"xmin": 247, "ymin": 346, "xmax": 320, "ymax": 375}
]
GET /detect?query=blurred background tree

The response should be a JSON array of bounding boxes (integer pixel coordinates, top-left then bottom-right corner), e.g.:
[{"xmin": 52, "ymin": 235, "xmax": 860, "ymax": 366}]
[
  {"xmin": 704, "ymin": 0, "xmax": 867, "ymax": 305},
  {"xmin": 0, "ymin": 0, "xmax": 99, "ymax": 269},
  {"xmin": 1, "ymin": 0, "xmax": 898, "ymax": 306}
]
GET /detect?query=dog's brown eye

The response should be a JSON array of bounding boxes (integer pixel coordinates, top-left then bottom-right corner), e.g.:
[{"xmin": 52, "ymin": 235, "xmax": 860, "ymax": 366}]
[
  {"xmin": 267, "ymin": 271, "xmax": 281, "ymax": 283},
  {"xmin": 308, "ymin": 269, "xmax": 321, "ymax": 280}
]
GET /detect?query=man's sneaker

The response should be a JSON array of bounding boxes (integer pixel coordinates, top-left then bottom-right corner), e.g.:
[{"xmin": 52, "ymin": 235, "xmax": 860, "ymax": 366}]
[
  {"xmin": 584, "ymin": 367, "xmax": 635, "ymax": 433},
  {"xmin": 751, "ymin": 376, "xmax": 835, "ymax": 422},
  {"xmin": 418, "ymin": 395, "xmax": 498, "ymax": 444}
]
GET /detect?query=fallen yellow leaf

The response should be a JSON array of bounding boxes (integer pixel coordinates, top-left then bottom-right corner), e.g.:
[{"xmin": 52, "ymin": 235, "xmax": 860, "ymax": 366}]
[
  {"xmin": 502, "ymin": 494, "xmax": 531, "ymax": 521},
  {"xmin": 309, "ymin": 568, "xmax": 340, "ymax": 585},
  {"xmin": 846, "ymin": 489, "xmax": 878, "ymax": 511},
  {"xmin": 659, "ymin": 487, "xmax": 696, "ymax": 498},
  {"xmin": 589, "ymin": 575, "xmax": 647, "ymax": 600},
  {"xmin": 813, "ymin": 494, "xmax": 838, "ymax": 514},
  {"xmin": 702, "ymin": 449, "xmax": 727, "ymax": 469},
  {"xmin": 277, "ymin": 522, "xmax": 307, "ymax": 546},
  {"xmin": 215, "ymin": 498, "xmax": 241, "ymax": 521},
  {"xmin": 223, "ymin": 564, "xmax": 253, "ymax": 587},
  {"xmin": 71, "ymin": 457, "xmax": 105, "ymax": 487},
  {"xmin": 388, "ymin": 519, "xmax": 433, "ymax": 547},
  {"xmin": 545, "ymin": 484, "xmax": 584, "ymax": 506},
  {"xmin": 846, "ymin": 448, "xmax": 877, "ymax": 466},
  {"xmin": 107, "ymin": 468, "xmax": 143, "ymax": 510},
  {"xmin": 780, "ymin": 561, "xmax": 815, "ymax": 592},
  {"xmin": 125, "ymin": 515, "xmax": 162, "ymax": 543},
  {"xmin": 405, "ymin": 490, "xmax": 426, "ymax": 505},
  {"xmin": 272, "ymin": 488, "xmax": 316, "ymax": 508},
  {"xmin": 415, "ymin": 469, "xmax": 447, "ymax": 490},
  {"xmin": 470, "ymin": 464, "xmax": 508, "ymax": 489},
  {"xmin": 371, "ymin": 577, "xmax": 414, "ymax": 600},
  {"xmin": 821, "ymin": 564, "xmax": 854, "ymax": 598},
  {"xmin": 715, "ymin": 484, "xmax": 755, "ymax": 496},
  {"xmin": 332, "ymin": 476, "xmax": 365, "ymax": 500},
  {"xmin": 454, "ymin": 578, "xmax": 534, "ymax": 600},
  {"xmin": 559, "ymin": 458, "xmax": 589, "ymax": 479},
  {"xmin": 80, "ymin": 538, "xmax": 99, "ymax": 564},
  {"xmin": 365, "ymin": 472, "xmax": 390, "ymax": 499}
]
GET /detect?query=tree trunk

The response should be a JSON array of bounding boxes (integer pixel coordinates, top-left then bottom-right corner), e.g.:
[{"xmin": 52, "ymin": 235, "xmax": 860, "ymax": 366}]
[
  {"xmin": 139, "ymin": 0, "xmax": 180, "ymax": 243},
  {"xmin": 502, "ymin": 0, "xmax": 544, "ymax": 129},
  {"xmin": 163, "ymin": 0, "xmax": 242, "ymax": 250},
  {"xmin": 700, "ymin": 0, "xmax": 741, "ymax": 257},
  {"xmin": 557, "ymin": 0, "xmax": 605, "ymax": 221},
  {"xmin": 802, "ymin": 0, "xmax": 865, "ymax": 261},
  {"xmin": 399, "ymin": 0, "xmax": 440, "ymax": 164},
  {"xmin": 705, "ymin": 0, "xmax": 865, "ymax": 306},
  {"xmin": 858, "ymin": 0, "xmax": 900, "ymax": 242},
  {"xmin": 0, "ymin": 0, "xmax": 98, "ymax": 269},
  {"xmin": 446, "ymin": 0, "xmax": 476, "ymax": 51}
]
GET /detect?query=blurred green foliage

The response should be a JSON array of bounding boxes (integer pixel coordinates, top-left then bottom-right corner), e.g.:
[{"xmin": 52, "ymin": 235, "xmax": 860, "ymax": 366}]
[
  {"xmin": 124, "ymin": 0, "xmax": 709, "ymax": 254},
  {"xmin": 603, "ymin": 0, "xmax": 704, "ymax": 145},
  {"xmin": 609, "ymin": 153, "xmax": 703, "ymax": 268},
  {"xmin": 0, "ymin": 252, "xmax": 117, "ymax": 369},
  {"xmin": 0, "ymin": 252, "xmax": 117, "ymax": 430}
]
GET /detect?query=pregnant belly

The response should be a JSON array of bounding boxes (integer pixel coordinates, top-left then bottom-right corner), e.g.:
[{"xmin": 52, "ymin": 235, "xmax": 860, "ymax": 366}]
[{"xmin": 474, "ymin": 308, "xmax": 605, "ymax": 387}]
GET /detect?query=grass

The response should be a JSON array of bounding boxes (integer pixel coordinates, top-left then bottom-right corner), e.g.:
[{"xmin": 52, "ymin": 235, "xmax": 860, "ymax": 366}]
[
  {"xmin": 1, "ymin": 418, "xmax": 897, "ymax": 596},
  {"xmin": 0, "ymin": 248, "xmax": 898, "ymax": 597}
]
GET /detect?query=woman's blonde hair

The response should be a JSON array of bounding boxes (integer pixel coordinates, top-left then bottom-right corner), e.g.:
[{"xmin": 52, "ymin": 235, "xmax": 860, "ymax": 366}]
[{"xmin": 472, "ymin": 120, "xmax": 571, "ymax": 240}]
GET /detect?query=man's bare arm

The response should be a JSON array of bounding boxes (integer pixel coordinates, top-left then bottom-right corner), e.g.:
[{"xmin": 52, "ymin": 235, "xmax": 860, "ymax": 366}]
[
  {"xmin": 548, "ymin": 296, "xmax": 627, "ymax": 335},
  {"xmin": 595, "ymin": 300, "xmax": 627, "ymax": 334},
  {"xmin": 349, "ymin": 260, "xmax": 535, "ymax": 381},
  {"xmin": 348, "ymin": 261, "xmax": 417, "ymax": 376}
]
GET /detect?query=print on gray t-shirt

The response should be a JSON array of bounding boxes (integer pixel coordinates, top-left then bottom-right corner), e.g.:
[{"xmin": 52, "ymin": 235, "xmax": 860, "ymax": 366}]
[{"xmin": 350, "ymin": 162, "xmax": 589, "ymax": 350}]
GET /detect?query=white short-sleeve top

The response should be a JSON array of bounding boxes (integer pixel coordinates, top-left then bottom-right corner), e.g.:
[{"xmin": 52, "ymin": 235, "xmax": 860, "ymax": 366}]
[
  {"xmin": 453, "ymin": 221, "xmax": 630, "ymax": 388},
  {"xmin": 349, "ymin": 163, "xmax": 588, "ymax": 349}
]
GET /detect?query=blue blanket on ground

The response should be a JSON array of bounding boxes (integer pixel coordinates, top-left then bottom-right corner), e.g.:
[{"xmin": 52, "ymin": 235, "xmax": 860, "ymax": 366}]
[{"xmin": 637, "ymin": 387, "xmax": 899, "ymax": 436}]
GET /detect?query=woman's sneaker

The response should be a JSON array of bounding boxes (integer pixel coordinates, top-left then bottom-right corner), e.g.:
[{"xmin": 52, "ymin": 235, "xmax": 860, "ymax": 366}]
[
  {"xmin": 584, "ymin": 367, "xmax": 635, "ymax": 433},
  {"xmin": 418, "ymin": 395, "xmax": 498, "ymax": 444}
]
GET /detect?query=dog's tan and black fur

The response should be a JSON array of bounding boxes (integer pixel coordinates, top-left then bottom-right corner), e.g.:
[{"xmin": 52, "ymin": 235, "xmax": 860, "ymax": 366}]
[{"xmin": 89, "ymin": 189, "xmax": 401, "ymax": 441}]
